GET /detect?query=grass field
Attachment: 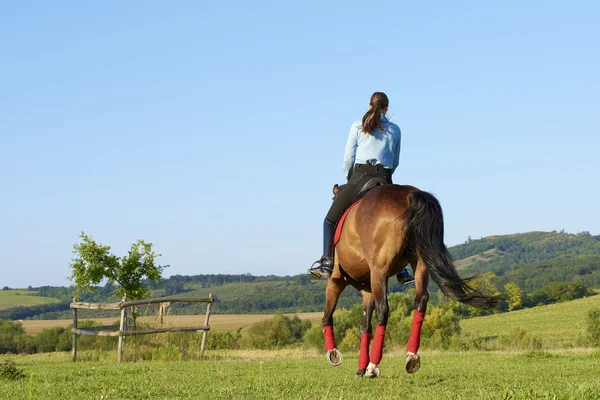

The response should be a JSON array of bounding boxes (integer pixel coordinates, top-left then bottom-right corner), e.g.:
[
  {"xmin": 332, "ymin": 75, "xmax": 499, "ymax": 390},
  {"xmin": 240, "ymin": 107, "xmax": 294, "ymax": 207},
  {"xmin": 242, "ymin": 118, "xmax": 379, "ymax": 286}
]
[
  {"xmin": 20, "ymin": 312, "xmax": 324, "ymax": 335},
  {"xmin": 1, "ymin": 350, "xmax": 599, "ymax": 399},
  {"xmin": 461, "ymin": 294, "xmax": 600, "ymax": 347},
  {"xmin": 0, "ymin": 290, "xmax": 60, "ymax": 310},
  {"xmin": 4, "ymin": 293, "xmax": 600, "ymax": 398}
]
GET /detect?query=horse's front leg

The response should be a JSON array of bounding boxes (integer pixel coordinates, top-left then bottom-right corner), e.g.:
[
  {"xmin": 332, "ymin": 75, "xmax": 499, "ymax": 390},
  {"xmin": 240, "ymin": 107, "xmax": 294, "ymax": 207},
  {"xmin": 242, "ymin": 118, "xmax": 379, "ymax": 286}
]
[
  {"xmin": 322, "ymin": 274, "xmax": 345, "ymax": 366},
  {"xmin": 365, "ymin": 272, "xmax": 389, "ymax": 378},
  {"xmin": 406, "ymin": 258, "xmax": 429, "ymax": 374},
  {"xmin": 356, "ymin": 290, "xmax": 375, "ymax": 376}
]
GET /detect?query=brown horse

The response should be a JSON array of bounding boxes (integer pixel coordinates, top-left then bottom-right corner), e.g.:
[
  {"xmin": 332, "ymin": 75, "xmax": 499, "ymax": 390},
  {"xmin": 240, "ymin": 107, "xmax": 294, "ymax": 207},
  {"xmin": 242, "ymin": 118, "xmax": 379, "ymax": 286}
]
[{"xmin": 317, "ymin": 183, "xmax": 496, "ymax": 377}]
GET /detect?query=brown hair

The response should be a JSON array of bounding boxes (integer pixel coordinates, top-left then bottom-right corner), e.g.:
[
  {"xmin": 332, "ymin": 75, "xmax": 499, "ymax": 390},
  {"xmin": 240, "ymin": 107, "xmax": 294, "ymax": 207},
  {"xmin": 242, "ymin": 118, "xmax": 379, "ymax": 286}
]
[{"xmin": 361, "ymin": 92, "xmax": 389, "ymax": 134}]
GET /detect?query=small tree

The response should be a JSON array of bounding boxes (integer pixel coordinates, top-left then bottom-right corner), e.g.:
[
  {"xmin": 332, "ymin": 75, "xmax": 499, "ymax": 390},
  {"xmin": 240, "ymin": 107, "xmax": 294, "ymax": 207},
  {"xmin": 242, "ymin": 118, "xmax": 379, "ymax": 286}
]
[
  {"xmin": 504, "ymin": 282, "xmax": 524, "ymax": 311},
  {"xmin": 69, "ymin": 232, "xmax": 167, "ymax": 301}
]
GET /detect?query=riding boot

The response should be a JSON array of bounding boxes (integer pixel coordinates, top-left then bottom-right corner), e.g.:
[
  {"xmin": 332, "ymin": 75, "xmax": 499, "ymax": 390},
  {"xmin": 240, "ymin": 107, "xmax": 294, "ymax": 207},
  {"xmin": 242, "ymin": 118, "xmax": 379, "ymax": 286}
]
[
  {"xmin": 320, "ymin": 220, "xmax": 335, "ymax": 276},
  {"xmin": 397, "ymin": 266, "xmax": 415, "ymax": 285}
]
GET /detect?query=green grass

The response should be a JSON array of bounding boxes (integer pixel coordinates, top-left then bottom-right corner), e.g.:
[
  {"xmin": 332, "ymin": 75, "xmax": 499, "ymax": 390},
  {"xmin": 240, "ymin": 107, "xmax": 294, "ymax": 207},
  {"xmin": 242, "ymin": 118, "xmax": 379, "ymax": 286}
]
[
  {"xmin": 1, "ymin": 350, "xmax": 599, "ymax": 399},
  {"xmin": 461, "ymin": 294, "xmax": 600, "ymax": 347},
  {"xmin": 0, "ymin": 290, "xmax": 60, "ymax": 310}
]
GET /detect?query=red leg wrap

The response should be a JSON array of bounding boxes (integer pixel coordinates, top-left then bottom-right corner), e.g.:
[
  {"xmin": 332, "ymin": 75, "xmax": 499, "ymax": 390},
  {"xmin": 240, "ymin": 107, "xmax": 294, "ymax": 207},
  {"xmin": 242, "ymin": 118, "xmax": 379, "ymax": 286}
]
[
  {"xmin": 407, "ymin": 310, "xmax": 425, "ymax": 354},
  {"xmin": 358, "ymin": 333, "xmax": 371, "ymax": 370},
  {"xmin": 369, "ymin": 324, "xmax": 387, "ymax": 365},
  {"xmin": 323, "ymin": 325, "xmax": 336, "ymax": 351}
]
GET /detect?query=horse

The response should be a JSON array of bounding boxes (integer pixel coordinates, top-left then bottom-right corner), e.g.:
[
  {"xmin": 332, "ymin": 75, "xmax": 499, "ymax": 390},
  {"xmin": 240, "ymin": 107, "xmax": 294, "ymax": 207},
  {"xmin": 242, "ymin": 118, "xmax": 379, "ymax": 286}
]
[{"xmin": 314, "ymin": 183, "xmax": 497, "ymax": 377}]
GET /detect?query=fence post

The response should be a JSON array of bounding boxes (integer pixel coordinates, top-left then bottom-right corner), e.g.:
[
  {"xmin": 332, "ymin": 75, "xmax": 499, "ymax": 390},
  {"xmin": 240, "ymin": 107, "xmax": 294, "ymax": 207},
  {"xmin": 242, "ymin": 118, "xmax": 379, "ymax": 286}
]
[
  {"xmin": 71, "ymin": 297, "xmax": 78, "ymax": 362},
  {"xmin": 118, "ymin": 297, "xmax": 126, "ymax": 362},
  {"xmin": 200, "ymin": 293, "xmax": 213, "ymax": 353}
]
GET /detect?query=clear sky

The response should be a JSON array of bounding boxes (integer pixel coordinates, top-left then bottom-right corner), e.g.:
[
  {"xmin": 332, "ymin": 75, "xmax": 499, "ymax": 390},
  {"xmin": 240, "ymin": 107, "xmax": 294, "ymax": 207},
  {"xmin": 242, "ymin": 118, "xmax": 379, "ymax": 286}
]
[{"xmin": 1, "ymin": 1, "xmax": 598, "ymax": 288}]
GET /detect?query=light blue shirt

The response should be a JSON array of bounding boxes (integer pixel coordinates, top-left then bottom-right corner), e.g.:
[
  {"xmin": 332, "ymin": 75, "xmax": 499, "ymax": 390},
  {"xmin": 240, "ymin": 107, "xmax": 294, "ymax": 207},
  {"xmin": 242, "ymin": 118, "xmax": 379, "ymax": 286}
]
[{"xmin": 342, "ymin": 115, "xmax": 401, "ymax": 178}]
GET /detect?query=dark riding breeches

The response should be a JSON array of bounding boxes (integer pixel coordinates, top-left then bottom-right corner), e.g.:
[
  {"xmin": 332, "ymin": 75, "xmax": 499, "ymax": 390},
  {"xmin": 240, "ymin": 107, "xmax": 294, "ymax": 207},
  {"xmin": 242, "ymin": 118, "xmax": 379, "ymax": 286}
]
[{"xmin": 325, "ymin": 164, "xmax": 393, "ymax": 225}]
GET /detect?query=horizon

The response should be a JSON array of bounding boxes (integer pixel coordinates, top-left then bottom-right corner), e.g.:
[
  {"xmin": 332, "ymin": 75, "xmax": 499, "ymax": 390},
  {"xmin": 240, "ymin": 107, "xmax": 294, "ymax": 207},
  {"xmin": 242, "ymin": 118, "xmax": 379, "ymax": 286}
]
[
  {"xmin": 2, "ymin": 2, "xmax": 599, "ymax": 287},
  {"xmin": 2, "ymin": 229, "xmax": 597, "ymax": 289}
]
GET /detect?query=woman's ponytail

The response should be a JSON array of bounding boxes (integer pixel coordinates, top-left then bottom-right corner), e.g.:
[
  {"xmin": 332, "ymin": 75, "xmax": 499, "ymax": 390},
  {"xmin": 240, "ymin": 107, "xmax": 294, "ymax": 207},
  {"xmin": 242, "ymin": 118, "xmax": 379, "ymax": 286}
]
[{"xmin": 360, "ymin": 92, "xmax": 389, "ymax": 134}]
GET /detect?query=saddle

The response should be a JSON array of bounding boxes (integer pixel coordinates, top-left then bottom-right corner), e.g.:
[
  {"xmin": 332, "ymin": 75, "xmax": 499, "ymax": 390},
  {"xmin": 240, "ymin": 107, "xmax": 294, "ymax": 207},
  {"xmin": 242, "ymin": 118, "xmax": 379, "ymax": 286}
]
[{"xmin": 333, "ymin": 177, "xmax": 390, "ymax": 245}]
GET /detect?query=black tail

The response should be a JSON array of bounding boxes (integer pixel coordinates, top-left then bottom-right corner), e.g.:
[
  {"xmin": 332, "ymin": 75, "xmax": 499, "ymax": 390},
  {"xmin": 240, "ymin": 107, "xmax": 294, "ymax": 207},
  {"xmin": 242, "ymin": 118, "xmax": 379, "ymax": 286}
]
[{"xmin": 406, "ymin": 190, "xmax": 497, "ymax": 309}]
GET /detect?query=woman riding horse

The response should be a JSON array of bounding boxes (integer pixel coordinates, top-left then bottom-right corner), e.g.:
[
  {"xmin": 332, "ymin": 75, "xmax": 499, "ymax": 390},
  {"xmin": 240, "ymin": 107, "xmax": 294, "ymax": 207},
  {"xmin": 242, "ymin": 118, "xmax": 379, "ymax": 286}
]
[
  {"xmin": 309, "ymin": 92, "xmax": 496, "ymax": 377},
  {"xmin": 312, "ymin": 92, "xmax": 412, "ymax": 284}
]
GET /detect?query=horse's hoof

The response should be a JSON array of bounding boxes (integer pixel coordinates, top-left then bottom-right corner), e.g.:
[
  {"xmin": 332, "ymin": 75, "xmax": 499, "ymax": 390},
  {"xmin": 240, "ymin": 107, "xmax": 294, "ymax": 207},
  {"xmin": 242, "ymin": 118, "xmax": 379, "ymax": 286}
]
[
  {"xmin": 326, "ymin": 349, "xmax": 342, "ymax": 366},
  {"xmin": 356, "ymin": 369, "xmax": 366, "ymax": 377},
  {"xmin": 406, "ymin": 353, "xmax": 420, "ymax": 374},
  {"xmin": 365, "ymin": 362, "xmax": 380, "ymax": 378}
]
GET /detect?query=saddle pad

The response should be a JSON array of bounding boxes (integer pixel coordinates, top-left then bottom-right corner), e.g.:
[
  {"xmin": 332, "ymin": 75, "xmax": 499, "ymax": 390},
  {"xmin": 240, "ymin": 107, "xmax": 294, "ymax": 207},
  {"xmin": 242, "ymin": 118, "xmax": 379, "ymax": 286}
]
[{"xmin": 334, "ymin": 199, "xmax": 362, "ymax": 245}]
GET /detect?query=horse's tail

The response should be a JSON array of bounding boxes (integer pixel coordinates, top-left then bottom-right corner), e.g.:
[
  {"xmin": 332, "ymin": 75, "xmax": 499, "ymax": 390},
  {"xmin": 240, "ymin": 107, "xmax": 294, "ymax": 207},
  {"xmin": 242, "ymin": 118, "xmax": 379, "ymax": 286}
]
[{"xmin": 406, "ymin": 190, "xmax": 497, "ymax": 309}]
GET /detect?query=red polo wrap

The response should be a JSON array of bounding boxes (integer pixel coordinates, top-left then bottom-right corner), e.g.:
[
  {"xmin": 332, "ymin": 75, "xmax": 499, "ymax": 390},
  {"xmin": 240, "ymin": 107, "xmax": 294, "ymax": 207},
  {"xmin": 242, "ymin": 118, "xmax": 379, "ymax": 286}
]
[
  {"xmin": 407, "ymin": 310, "xmax": 425, "ymax": 354},
  {"xmin": 323, "ymin": 325, "xmax": 336, "ymax": 351},
  {"xmin": 369, "ymin": 324, "xmax": 387, "ymax": 365},
  {"xmin": 358, "ymin": 333, "xmax": 371, "ymax": 370}
]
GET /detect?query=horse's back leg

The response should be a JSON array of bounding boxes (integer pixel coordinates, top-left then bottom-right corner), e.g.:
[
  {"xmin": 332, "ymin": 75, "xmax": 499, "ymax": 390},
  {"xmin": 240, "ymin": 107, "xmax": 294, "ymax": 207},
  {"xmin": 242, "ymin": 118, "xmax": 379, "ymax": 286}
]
[
  {"xmin": 357, "ymin": 290, "xmax": 375, "ymax": 376},
  {"xmin": 406, "ymin": 256, "xmax": 430, "ymax": 374},
  {"xmin": 322, "ymin": 275, "xmax": 345, "ymax": 366}
]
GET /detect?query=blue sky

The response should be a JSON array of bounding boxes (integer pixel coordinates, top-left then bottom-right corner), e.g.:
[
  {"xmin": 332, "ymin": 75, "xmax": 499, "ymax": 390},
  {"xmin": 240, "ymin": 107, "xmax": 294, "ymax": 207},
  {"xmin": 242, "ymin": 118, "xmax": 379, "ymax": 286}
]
[{"xmin": 1, "ymin": 1, "xmax": 598, "ymax": 287}]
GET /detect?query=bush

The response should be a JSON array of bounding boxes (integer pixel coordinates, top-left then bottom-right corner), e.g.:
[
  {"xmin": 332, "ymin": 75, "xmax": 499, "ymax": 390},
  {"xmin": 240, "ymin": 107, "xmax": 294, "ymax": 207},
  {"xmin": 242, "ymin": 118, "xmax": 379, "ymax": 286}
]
[
  {"xmin": 0, "ymin": 320, "xmax": 34, "ymax": 354},
  {"xmin": 498, "ymin": 328, "xmax": 543, "ymax": 350},
  {"xmin": 0, "ymin": 360, "xmax": 25, "ymax": 380},
  {"xmin": 239, "ymin": 315, "xmax": 311, "ymax": 349},
  {"xmin": 33, "ymin": 327, "xmax": 70, "ymax": 353},
  {"xmin": 421, "ymin": 304, "xmax": 462, "ymax": 349},
  {"xmin": 302, "ymin": 325, "xmax": 324, "ymax": 349},
  {"xmin": 339, "ymin": 328, "xmax": 360, "ymax": 352},
  {"xmin": 205, "ymin": 330, "xmax": 241, "ymax": 350},
  {"xmin": 586, "ymin": 308, "xmax": 600, "ymax": 346}
]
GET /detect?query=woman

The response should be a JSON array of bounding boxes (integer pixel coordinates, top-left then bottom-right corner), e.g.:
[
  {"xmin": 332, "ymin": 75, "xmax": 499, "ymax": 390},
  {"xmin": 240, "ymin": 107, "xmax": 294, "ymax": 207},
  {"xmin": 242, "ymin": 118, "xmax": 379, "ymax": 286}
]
[{"xmin": 312, "ymin": 92, "xmax": 411, "ymax": 282}]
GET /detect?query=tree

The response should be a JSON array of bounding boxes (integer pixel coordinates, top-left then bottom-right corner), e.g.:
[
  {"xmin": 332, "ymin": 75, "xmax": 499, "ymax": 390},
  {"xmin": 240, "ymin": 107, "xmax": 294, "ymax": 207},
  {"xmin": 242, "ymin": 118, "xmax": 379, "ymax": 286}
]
[
  {"xmin": 504, "ymin": 282, "xmax": 524, "ymax": 311},
  {"xmin": 69, "ymin": 232, "xmax": 167, "ymax": 300}
]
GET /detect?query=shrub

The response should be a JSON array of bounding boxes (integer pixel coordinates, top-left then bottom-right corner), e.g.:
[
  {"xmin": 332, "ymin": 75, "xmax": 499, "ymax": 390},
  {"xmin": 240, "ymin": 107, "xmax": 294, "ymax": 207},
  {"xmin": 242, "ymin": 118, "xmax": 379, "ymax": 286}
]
[
  {"xmin": 33, "ymin": 327, "xmax": 69, "ymax": 353},
  {"xmin": 339, "ymin": 328, "xmax": 360, "ymax": 352},
  {"xmin": 421, "ymin": 305, "xmax": 462, "ymax": 349},
  {"xmin": 0, "ymin": 320, "xmax": 34, "ymax": 354},
  {"xmin": 586, "ymin": 308, "xmax": 600, "ymax": 346},
  {"xmin": 302, "ymin": 325, "xmax": 324, "ymax": 349},
  {"xmin": 0, "ymin": 360, "xmax": 25, "ymax": 380},
  {"xmin": 205, "ymin": 330, "xmax": 241, "ymax": 350},
  {"xmin": 498, "ymin": 328, "xmax": 543, "ymax": 350},
  {"xmin": 239, "ymin": 315, "xmax": 311, "ymax": 349}
]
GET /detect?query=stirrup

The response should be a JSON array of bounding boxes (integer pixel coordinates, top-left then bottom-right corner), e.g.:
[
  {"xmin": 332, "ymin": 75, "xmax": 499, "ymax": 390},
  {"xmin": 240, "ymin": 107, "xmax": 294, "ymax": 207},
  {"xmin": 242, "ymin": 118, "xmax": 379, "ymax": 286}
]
[{"xmin": 308, "ymin": 259, "xmax": 333, "ymax": 280}]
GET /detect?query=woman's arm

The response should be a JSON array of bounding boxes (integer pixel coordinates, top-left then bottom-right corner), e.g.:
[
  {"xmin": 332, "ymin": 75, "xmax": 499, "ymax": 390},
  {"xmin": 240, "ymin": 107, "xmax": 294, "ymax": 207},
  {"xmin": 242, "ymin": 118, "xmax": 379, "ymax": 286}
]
[
  {"xmin": 392, "ymin": 127, "xmax": 401, "ymax": 174},
  {"xmin": 342, "ymin": 122, "xmax": 360, "ymax": 179}
]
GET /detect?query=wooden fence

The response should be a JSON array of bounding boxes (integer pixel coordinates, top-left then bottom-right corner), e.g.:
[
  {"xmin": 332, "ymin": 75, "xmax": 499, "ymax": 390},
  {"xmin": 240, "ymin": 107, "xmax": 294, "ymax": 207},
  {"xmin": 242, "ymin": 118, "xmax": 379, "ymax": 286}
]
[{"xmin": 70, "ymin": 294, "xmax": 214, "ymax": 362}]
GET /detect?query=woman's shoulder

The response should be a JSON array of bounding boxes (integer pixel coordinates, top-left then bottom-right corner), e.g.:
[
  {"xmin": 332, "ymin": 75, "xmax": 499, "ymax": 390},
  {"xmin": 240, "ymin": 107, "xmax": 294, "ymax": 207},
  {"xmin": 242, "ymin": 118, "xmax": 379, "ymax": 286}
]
[{"xmin": 385, "ymin": 120, "xmax": 401, "ymax": 133}]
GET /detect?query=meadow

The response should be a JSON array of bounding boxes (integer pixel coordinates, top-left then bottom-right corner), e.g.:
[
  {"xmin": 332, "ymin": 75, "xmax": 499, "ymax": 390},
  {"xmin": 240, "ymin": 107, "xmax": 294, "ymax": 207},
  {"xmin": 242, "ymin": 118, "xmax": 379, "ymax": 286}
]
[
  {"xmin": 3, "ymin": 276, "xmax": 600, "ymax": 399},
  {"xmin": 461, "ymin": 294, "xmax": 600, "ymax": 348},
  {"xmin": 1, "ymin": 349, "xmax": 600, "ymax": 399},
  {"xmin": 0, "ymin": 290, "xmax": 59, "ymax": 310}
]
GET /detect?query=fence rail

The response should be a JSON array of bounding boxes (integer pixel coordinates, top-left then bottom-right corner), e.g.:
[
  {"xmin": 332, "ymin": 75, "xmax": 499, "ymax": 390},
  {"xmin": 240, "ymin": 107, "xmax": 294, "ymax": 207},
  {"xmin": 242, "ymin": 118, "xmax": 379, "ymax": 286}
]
[{"xmin": 70, "ymin": 294, "xmax": 214, "ymax": 362}]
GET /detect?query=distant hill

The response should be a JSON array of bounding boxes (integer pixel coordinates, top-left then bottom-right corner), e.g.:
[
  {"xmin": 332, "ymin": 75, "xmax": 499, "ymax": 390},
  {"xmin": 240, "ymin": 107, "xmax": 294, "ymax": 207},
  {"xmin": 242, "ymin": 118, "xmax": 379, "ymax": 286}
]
[
  {"xmin": 448, "ymin": 231, "xmax": 600, "ymax": 291},
  {"xmin": 3, "ymin": 231, "xmax": 599, "ymax": 320},
  {"xmin": 0, "ymin": 290, "xmax": 60, "ymax": 310}
]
